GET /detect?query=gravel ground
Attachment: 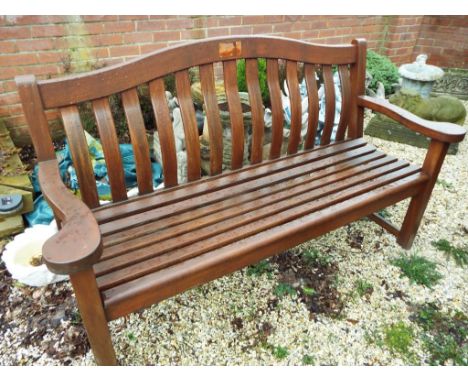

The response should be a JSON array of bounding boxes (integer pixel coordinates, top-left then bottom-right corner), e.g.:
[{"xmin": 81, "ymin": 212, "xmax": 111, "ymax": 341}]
[{"xmin": 1, "ymin": 102, "xmax": 467, "ymax": 366}]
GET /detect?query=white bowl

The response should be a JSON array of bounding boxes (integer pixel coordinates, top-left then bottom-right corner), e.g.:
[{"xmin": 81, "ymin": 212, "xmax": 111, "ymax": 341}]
[{"xmin": 2, "ymin": 222, "xmax": 69, "ymax": 287}]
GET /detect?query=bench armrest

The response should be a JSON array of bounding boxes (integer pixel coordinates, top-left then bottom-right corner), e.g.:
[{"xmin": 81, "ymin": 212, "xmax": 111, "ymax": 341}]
[
  {"xmin": 38, "ymin": 159, "xmax": 102, "ymax": 275},
  {"xmin": 358, "ymin": 95, "xmax": 466, "ymax": 144}
]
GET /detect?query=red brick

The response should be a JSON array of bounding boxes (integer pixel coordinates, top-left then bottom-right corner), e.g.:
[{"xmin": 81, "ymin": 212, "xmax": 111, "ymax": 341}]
[
  {"xmin": 2, "ymin": 80, "xmax": 17, "ymax": 92},
  {"xmin": 0, "ymin": 92, "xmax": 20, "ymax": 106},
  {"xmin": 318, "ymin": 29, "xmax": 336, "ymax": 38},
  {"xmin": 88, "ymin": 34, "xmax": 123, "ymax": 47},
  {"xmin": 119, "ymin": 16, "xmax": 149, "ymax": 21},
  {"xmin": 137, "ymin": 20, "xmax": 166, "ymax": 31},
  {"xmin": 26, "ymin": 64, "xmax": 60, "ymax": 77},
  {"xmin": 301, "ymin": 30, "xmax": 320, "ymax": 39},
  {"xmin": 103, "ymin": 21, "xmax": 135, "ymax": 33},
  {"xmin": 139, "ymin": 43, "xmax": 167, "ymax": 54},
  {"xmin": 16, "ymin": 38, "xmax": 54, "ymax": 52},
  {"xmin": 82, "ymin": 15, "xmax": 119, "ymax": 22},
  {"xmin": 242, "ymin": 16, "xmax": 265, "ymax": 25},
  {"xmin": 0, "ymin": 41, "xmax": 17, "ymax": 53},
  {"xmin": 67, "ymin": 22, "xmax": 105, "ymax": 35},
  {"xmin": 218, "ymin": 16, "xmax": 242, "ymax": 27},
  {"xmin": 0, "ymin": 67, "xmax": 23, "ymax": 80},
  {"xmin": 0, "ymin": 26, "xmax": 31, "ymax": 39},
  {"xmin": 153, "ymin": 31, "xmax": 181, "ymax": 42},
  {"xmin": 37, "ymin": 52, "xmax": 63, "ymax": 64},
  {"xmin": 206, "ymin": 27, "xmax": 230, "ymax": 38},
  {"xmin": 230, "ymin": 26, "xmax": 252, "ymax": 35},
  {"xmin": 109, "ymin": 45, "xmax": 140, "ymax": 57},
  {"xmin": 263, "ymin": 16, "xmax": 284, "ymax": 24},
  {"xmin": 0, "ymin": 53, "xmax": 37, "ymax": 67},
  {"xmin": 252, "ymin": 25, "xmax": 273, "ymax": 34},
  {"xmin": 123, "ymin": 32, "xmax": 153, "ymax": 44},
  {"xmin": 165, "ymin": 18, "xmax": 194, "ymax": 30},
  {"xmin": 180, "ymin": 29, "xmax": 206, "ymax": 40},
  {"xmin": 31, "ymin": 25, "xmax": 66, "ymax": 38},
  {"xmin": 205, "ymin": 17, "xmax": 220, "ymax": 28}
]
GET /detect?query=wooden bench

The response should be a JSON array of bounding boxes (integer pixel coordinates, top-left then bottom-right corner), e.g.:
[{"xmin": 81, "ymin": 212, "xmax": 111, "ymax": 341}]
[{"xmin": 16, "ymin": 36, "xmax": 465, "ymax": 365}]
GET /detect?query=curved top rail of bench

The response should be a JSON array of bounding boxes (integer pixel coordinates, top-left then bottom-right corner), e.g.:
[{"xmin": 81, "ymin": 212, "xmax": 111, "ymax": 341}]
[{"xmin": 35, "ymin": 35, "xmax": 357, "ymax": 109}]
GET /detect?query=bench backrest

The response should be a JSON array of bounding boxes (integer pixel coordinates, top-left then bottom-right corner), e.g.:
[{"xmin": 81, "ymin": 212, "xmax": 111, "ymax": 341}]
[{"xmin": 16, "ymin": 35, "xmax": 367, "ymax": 209}]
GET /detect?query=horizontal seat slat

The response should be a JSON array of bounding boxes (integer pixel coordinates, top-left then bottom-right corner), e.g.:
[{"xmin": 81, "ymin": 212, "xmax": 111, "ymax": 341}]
[
  {"xmin": 99, "ymin": 141, "xmax": 373, "ymax": 235},
  {"xmin": 101, "ymin": 150, "xmax": 385, "ymax": 246},
  {"xmin": 102, "ymin": 171, "xmax": 428, "ymax": 320},
  {"xmin": 96, "ymin": 156, "xmax": 403, "ymax": 274},
  {"xmin": 96, "ymin": 162, "xmax": 420, "ymax": 290},
  {"xmin": 94, "ymin": 138, "xmax": 367, "ymax": 224}
]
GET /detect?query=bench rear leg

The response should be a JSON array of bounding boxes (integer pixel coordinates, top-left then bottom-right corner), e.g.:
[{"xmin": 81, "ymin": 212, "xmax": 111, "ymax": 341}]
[
  {"xmin": 70, "ymin": 268, "xmax": 117, "ymax": 366},
  {"xmin": 397, "ymin": 140, "xmax": 449, "ymax": 249}
]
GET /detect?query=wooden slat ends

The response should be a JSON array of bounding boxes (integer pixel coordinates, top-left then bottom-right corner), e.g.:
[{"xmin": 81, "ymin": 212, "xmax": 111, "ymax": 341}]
[
  {"xmin": 121, "ymin": 88, "xmax": 154, "ymax": 194},
  {"xmin": 320, "ymin": 65, "xmax": 336, "ymax": 146},
  {"xmin": 149, "ymin": 79, "xmax": 178, "ymax": 187},
  {"xmin": 245, "ymin": 59, "xmax": 265, "ymax": 164},
  {"xmin": 303, "ymin": 64, "xmax": 319, "ymax": 150},
  {"xmin": 60, "ymin": 106, "xmax": 100, "ymax": 208},
  {"xmin": 286, "ymin": 60, "xmax": 302, "ymax": 154},
  {"xmin": 222, "ymin": 60, "xmax": 245, "ymax": 170},
  {"xmin": 175, "ymin": 70, "xmax": 201, "ymax": 181},
  {"xmin": 92, "ymin": 98, "xmax": 127, "ymax": 202},
  {"xmin": 199, "ymin": 63, "xmax": 223, "ymax": 175},
  {"xmin": 266, "ymin": 59, "xmax": 284, "ymax": 159}
]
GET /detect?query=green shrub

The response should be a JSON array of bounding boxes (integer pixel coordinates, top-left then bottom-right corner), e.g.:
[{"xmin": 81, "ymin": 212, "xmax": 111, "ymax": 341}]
[
  {"xmin": 272, "ymin": 345, "xmax": 289, "ymax": 359},
  {"xmin": 431, "ymin": 239, "xmax": 468, "ymax": 267},
  {"xmin": 355, "ymin": 279, "xmax": 374, "ymax": 297},
  {"xmin": 247, "ymin": 260, "xmax": 273, "ymax": 277},
  {"xmin": 273, "ymin": 283, "xmax": 297, "ymax": 298},
  {"xmin": 413, "ymin": 304, "xmax": 468, "ymax": 365},
  {"xmin": 237, "ymin": 58, "xmax": 270, "ymax": 106},
  {"xmin": 366, "ymin": 50, "xmax": 399, "ymax": 95},
  {"xmin": 302, "ymin": 354, "xmax": 315, "ymax": 365},
  {"xmin": 384, "ymin": 322, "xmax": 414, "ymax": 356},
  {"xmin": 391, "ymin": 254, "xmax": 443, "ymax": 288}
]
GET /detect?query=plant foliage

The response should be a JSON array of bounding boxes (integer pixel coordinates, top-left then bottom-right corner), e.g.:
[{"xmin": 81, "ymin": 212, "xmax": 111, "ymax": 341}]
[{"xmin": 366, "ymin": 50, "xmax": 399, "ymax": 95}]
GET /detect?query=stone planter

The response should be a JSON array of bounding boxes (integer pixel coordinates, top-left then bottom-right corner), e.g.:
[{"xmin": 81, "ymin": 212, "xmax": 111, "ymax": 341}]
[{"xmin": 399, "ymin": 54, "xmax": 444, "ymax": 98}]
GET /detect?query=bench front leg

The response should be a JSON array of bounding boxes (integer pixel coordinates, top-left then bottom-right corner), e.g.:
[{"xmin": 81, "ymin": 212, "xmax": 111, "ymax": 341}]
[
  {"xmin": 70, "ymin": 268, "xmax": 117, "ymax": 366},
  {"xmin": 397, "ymin": 139, "xmax": 449, "ymax": 249}
]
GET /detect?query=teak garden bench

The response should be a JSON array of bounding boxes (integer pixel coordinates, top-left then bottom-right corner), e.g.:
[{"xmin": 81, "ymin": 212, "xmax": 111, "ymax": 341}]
[{"xmin": 16, "ymin": 36, "xmax": 465, "ymax": 365}]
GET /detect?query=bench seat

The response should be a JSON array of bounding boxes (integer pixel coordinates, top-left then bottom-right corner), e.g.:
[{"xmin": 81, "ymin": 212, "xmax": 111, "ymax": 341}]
[{"xmin": 92, "ymin": 138, "xmax": 428, "ymax": 320}]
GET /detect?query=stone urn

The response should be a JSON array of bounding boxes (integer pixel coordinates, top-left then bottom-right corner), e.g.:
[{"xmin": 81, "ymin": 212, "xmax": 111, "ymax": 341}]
[{"xmin": 399, "ymin": 54, "xmax": 444, "ymax": 98}]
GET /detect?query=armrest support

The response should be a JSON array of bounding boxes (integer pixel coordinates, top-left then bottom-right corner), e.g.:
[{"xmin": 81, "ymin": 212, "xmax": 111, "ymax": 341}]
[
  {"xmin": 38, "ymin": 159, "xmax": 102, "ymax": 275},
  {"xmin": 358, "ymin": 95, "xmax": 466, "ymax": 144}
]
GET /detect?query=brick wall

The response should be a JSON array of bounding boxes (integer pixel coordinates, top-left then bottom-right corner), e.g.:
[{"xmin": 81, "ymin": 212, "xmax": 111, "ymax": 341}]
[
  {"xmin": 0, "ymin": 15, "xmax": 466, "ymax": 145},
  {"xmin": 414, "ymin": 16, "xmax": 468, "ymax": 69}
]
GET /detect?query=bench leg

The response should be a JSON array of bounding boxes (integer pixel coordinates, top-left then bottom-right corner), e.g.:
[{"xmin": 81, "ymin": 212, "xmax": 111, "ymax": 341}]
[
  {"xmin": 70, "ymin": 268, "xmax": 117, "ymax": 366},
  {"xmin": 397, "ymin": 140, "xmax": 449, "ymax": 249}
]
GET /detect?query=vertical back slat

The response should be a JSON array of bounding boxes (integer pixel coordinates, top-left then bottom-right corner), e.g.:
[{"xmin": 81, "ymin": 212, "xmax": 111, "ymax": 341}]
[
  {"xmin": 199, "ymin": 63, "xmax": 223, "ymax": 175},
  {"xmin": 222, "ymin": 60, "xmax": 245, "ymax": 170},
  {"xmin": 60, "ymin": 106, "xmax": 100, "ymax": 208},
  {"xmin": 245, "ymin": 59, "xmax": 264, "ymax": 164},
  {"xmin": 266, "ymin": 59, "xmax": 284, "ymax": 160},
  {"xmin": 175, "ymin": 70, "xmax": 201, "ymax": 182},
  {"xmin": 92, "ymin": 98, "xmax": 127, "ymax": 202},
  {"xmin": 285, "ymin": 60, "xmax": 302, "ymax": 154},
  {"xmin": 349, "ymin": 38, "xmax": 367, "ymax": 139},
  {"xmin": 121, "ymin": 88, "xmax": 153, "ymax": 194},
  {"xmin": 303, "ymin": 64, "xmax": 319, "ymax": 150},
  {"xmin": 335, "ymin": 65, "xmax": 351, "ymax": 141},
  {"xmin": 149, "ymin": 79, "xmax": 178, "ymax": 187},
  {"xmin": 320, "ymin": 65, "xmax": 335, "ymax": 146}
]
